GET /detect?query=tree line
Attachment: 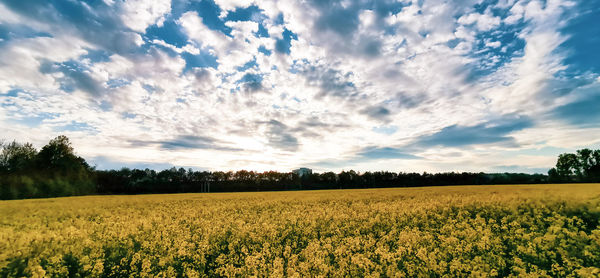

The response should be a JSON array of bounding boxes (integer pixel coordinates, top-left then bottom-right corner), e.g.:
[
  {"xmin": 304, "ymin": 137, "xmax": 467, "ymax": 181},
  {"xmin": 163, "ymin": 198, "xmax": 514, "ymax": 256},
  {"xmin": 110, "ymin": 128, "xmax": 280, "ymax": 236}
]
[{"xmin": 1, "ymin": 136, "xmax": 598, "ymax": 200}]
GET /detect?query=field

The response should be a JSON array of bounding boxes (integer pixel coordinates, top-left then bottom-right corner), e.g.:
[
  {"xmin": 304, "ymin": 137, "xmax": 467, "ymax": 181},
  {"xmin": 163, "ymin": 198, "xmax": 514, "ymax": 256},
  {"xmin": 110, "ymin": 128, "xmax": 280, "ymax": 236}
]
[{"xmin": 1, "ymin": 184, "xmax": 599, "ymax": 277}]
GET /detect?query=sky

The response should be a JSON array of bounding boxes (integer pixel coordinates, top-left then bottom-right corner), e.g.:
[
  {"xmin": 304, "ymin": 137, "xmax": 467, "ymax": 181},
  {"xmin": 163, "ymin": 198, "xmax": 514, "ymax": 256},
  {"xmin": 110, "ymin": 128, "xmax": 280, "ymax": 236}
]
[{"xmin": 0, "ymin": 0, "xmax": 599, "ymax": 173}]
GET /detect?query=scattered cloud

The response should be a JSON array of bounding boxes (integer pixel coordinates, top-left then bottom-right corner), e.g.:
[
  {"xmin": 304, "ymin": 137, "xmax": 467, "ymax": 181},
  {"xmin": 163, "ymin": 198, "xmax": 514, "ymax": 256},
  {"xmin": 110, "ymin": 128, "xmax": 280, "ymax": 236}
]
[
  {"xmin": 0, "ymin": 0, "xmax": 598, "ymax": 173},
  {"xmin": 551, "ymin": 90, "xmax": 600, "ymax": 127},
  {"xmin": 360, "ymin": 106, "xmax": 391, "ymax": 122},
  {"xmin": 415, "ymin": 116, "xmax": 534, "ymax": 148},
  {"xmin": 131, "ymin": 135, "xmax": 243, "ymax": 152},
  {"xmin": 262, "ymin": 120, "xmax": 299, "ymax": 152},
  {"xmin": 357, "ymin": 147, "xmax": 419, "ymax": 160}
]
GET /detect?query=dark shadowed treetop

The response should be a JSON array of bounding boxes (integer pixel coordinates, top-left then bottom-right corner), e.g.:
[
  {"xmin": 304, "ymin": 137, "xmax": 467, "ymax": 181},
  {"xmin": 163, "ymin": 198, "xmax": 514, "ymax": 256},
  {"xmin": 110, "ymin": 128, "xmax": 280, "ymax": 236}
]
[
  {"xmin": 548, "ymin": 148, "xmax": 600, "ymax": 182},
  {"xmin": 0, "ymin": 141, "xmax": 37, "ymax": 173},
  {"xmin": 36, "ymin": 135, "xmax": 91, "ymax": 172}
]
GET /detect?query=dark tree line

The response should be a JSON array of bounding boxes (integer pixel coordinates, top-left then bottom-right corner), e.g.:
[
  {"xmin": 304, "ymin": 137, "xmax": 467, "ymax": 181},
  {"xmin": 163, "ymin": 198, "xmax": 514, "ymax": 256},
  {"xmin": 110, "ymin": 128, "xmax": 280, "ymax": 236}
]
[
  {"xmin": 95, "ymin": 169, "xmax": 298, "ymax": 194},
  {"xmin": 1, "ymin": 136, "xmax": 598, "ymax": 200},
  {"xmin": 93, "ymin": 168, "xmax": 547, "ymax": 195}
]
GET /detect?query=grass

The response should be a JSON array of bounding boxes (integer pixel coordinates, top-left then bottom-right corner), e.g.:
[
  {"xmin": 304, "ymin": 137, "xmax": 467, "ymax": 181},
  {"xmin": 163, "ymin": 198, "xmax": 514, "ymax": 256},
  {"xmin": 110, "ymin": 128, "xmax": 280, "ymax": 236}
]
[{"xmin": 1, "ymin": 184, "xmax": 599, "ymax": 277}]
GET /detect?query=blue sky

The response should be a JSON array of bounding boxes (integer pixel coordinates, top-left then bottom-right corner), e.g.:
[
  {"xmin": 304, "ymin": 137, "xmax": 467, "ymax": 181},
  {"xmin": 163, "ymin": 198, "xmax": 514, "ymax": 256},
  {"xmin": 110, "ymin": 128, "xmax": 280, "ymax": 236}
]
[{"xmin": 0, "ymin": 0, "xmax": 598, "ymax": 173}]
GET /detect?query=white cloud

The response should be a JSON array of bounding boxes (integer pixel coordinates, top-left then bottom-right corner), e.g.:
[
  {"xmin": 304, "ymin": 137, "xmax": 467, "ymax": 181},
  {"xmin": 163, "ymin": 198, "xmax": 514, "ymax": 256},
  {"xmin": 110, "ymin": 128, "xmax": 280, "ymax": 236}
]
[
  {"xmin": 505, "ymin": 1, "xmax": 525, "ymax": 25},
  {"xmin": 485, "ymin": 40, "xmax": 502, "ymax": 48},
  {"xmin": 178, "ymin": 11, "xmax": 268, "ymax": 73},
  {"xmin": 457, "ymin": 11, "xmax": 501, "ymax": 31},
  {"xmin": 152, "ymin": 39, "xmax": 200, "ymax": 55},
  {"xmin": 213, "ymin": 0, "xmax": 257, "ymax": 13},
  {"xmin": 0, "ymin": 3, "xmax": 24, "ymax": 24},
  {"xmin": 178, "ymin": 11, "xmax": 229, "ymax": 51},
  {"xmin": 0, "ymin": 36, "xmax": 91, "ymax": 92},
  {"xmin": 119, "ymin": 0, "xmax": 171, "ymax": 33},
  {"xmin": 0, "ymin": 0, "xmax": 595, "ymax": 173}
]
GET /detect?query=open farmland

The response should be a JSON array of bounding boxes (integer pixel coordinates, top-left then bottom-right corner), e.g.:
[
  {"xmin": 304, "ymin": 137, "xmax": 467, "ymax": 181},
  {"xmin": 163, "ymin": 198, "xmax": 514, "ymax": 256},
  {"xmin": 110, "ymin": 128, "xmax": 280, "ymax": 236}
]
[{"xmin": 1, "ymin": 184, "xmax": 600, "ymax": 277}]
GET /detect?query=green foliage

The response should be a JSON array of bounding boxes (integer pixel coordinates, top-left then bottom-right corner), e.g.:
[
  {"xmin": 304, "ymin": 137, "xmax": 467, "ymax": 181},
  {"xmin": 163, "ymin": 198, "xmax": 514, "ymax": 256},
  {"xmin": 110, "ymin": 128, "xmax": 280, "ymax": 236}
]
[
  {"xmin": 36, "ymin": 135, "xmax": 90, "ymax": 174},
  {"xmin": 0, "ymin": 136, "xmax": 94, "ymax": 200},
  {"xmin": 1, "ymin": 184, "xmax": 599, "ymax": 277},
  {"xmin": 549, "ymin": 149, "xmax": 600, "ymax": 182},
  {"xmin": 0, "ymin": 141, "xmax": 37, "ymax": 173}
]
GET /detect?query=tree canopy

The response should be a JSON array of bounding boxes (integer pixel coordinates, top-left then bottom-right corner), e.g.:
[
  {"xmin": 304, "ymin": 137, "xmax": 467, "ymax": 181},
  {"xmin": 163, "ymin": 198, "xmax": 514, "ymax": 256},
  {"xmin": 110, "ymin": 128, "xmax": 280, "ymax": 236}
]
[
  {"xmin": 0, "ymin": 136, "xmax": 94, "ymax": 199},
  {"xmin": 548, "ymin": 149, "xmax": 600, "ymax": 182}
]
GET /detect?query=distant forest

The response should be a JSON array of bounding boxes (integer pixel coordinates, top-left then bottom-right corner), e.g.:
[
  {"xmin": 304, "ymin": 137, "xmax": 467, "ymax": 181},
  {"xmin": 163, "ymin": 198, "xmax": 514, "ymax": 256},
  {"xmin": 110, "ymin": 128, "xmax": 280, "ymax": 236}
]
[{"xmin": 1, "ymin": 136, "xmax": 599, "ymax": 200}]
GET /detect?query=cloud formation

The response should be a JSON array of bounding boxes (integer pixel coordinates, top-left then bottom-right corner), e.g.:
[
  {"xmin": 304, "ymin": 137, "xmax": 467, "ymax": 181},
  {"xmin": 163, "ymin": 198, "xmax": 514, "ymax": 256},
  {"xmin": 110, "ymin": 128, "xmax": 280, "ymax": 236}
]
[
  {"xmin": 415, "ymin": 116, "xmax": 534, "ymax": 148},
  {"xmin": 1, "ymin": 0, "xmax": 599, "ymax": 173}
]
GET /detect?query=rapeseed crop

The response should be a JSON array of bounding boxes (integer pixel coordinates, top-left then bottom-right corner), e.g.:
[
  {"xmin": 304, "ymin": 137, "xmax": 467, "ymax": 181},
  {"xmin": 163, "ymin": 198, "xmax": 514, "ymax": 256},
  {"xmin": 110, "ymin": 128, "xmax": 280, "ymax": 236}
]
[{"xmin": 1, "ymin": 184, "xmax": 599, "ymax": 277}]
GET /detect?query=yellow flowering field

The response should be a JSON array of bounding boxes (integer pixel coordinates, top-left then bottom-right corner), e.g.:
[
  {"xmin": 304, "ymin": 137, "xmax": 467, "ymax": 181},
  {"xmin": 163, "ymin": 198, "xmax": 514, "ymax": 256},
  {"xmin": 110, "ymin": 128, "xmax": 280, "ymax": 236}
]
[{"xmin": 1, "ymin": 184, "xmax": 599, "ymax": 277}]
